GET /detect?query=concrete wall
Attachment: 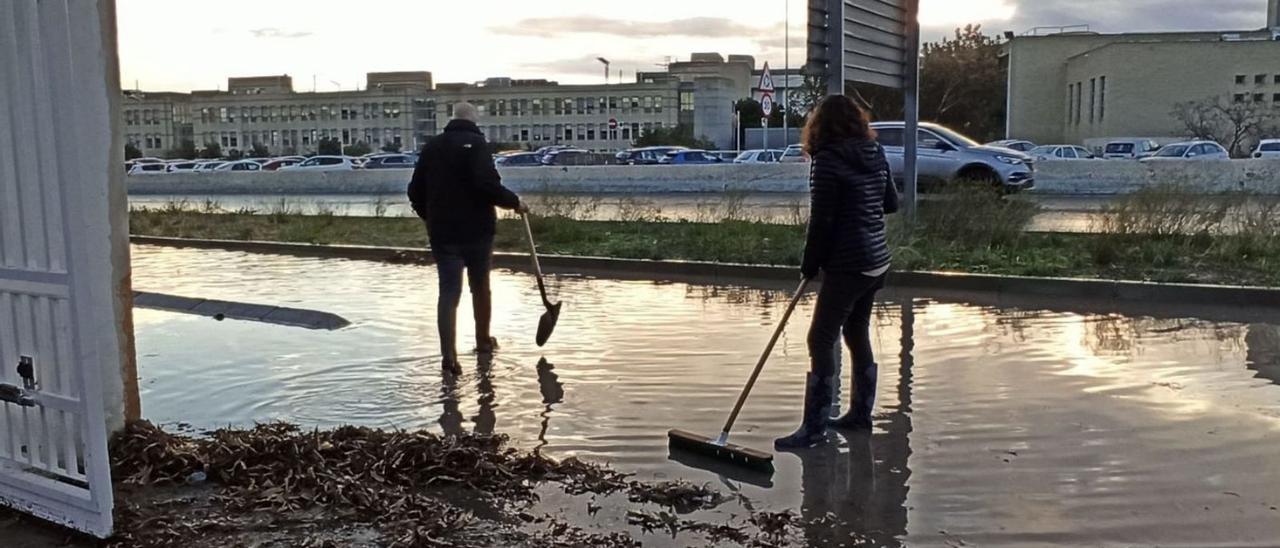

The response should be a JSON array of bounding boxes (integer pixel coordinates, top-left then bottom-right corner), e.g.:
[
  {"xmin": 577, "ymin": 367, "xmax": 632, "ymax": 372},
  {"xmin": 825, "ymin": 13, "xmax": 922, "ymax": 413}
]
[{"xmin": 127, "ymin": 160, "xmax": 1280, "ymax": 196}]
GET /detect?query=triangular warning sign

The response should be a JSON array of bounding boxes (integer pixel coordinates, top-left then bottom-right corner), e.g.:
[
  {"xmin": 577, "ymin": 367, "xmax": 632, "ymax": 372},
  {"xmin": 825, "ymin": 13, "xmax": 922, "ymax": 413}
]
[{"xmin": 758, "ymin": 62, "xmax": 775, "ymax": 93}]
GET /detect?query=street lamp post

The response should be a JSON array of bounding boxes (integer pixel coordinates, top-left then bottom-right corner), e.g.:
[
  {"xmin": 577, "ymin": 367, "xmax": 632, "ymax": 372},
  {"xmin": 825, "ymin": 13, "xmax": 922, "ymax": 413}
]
[
  {"xmin": 783, "ymin": 0, "xmax": 789, "ymax": 148},
  {"xmin": 598, "ymin": 57, "xmax": 611, "ymax": 147}
]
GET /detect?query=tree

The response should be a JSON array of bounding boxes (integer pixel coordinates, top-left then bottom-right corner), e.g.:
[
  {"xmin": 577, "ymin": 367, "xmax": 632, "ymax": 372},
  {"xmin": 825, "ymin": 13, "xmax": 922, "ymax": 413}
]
[
  {"xmin": 1172, "ymin": 96, "xmax": 1279, "ymax": 157},
  {"xmin": 380, "ymin": 141, "xmax": 402, "ymax": 153},
  {"xmin": 634, "ymin": 124, "xmax": 717, "ymax": 150},
  {"xmin": 166, "ymin": 139, "xmax": 197, "ymax": 160},
  {"xmin": 124, "ymin": 142, "xmax": 142, "ymax": 160},
  {"xmin": 317, "ymin": 138, "xmax": 342, "ymax": 156},
  {"xmin": 199, "ymin": 142, "xmax": 222, "ymax": 159},
  {"xmin": 343, "ymin": 141, "xmax": 373, "ymax": 157},
  {"xmin": 226, "ymin": 148, "xmax": 244, "ymax": 160},
  {"xmin": 250, "ymin": 142, "xmax": 270, "ymax": 158},
  {"xmin": 845, "ymin": 25, "xmax": 1008, "ymax": 142}
]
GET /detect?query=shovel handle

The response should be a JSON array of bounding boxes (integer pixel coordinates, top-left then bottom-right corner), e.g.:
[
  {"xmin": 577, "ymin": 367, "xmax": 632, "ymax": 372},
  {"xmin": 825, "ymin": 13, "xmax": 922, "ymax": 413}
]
[
  {"xmin": 720, "ymin": 278, "xmax": 810, "ymax": 436},
  {"xmin": 522, "ymin": 213, "xmax": 550, "ymax": 304}
]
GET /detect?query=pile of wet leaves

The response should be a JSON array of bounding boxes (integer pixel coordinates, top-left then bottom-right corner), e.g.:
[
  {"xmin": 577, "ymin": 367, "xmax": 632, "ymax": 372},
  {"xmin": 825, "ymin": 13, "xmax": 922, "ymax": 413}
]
[
  {"xmin": 107, "ymin": 421, "xmax": 645, "ymax": 547},
  {"xmin": 103, "ymin": 421, "xmax": 850, "ymax": 547}
]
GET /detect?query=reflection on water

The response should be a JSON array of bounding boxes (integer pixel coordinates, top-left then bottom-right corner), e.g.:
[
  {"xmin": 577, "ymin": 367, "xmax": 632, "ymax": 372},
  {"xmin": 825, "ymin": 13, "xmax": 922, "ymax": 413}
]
[{"xmin": 129, "ymin": 245, "xmax": 1280, "ymax": 546}]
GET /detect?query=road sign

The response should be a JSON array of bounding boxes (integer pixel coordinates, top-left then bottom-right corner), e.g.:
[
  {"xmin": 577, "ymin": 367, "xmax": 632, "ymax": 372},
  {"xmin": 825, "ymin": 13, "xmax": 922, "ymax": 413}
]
[
  {"xmin": 761, "ymin": 93, "xmax": 774, "ymax": 117},
  {"xmin": 758, "ymin": 62, "xmax": 776, "ymax": 93},
  {"xmin": 608, "ymin": 118, "xmax": 618, "ymax": 130},
  {"xmin": 807, "ymin": 0, "xmax": 922, "ymax": 220}
]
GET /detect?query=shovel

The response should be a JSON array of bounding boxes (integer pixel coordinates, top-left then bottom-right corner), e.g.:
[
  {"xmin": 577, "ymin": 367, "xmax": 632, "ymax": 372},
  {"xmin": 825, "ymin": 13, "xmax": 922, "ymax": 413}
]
[{"xmin": 522, "ymin": 212, "xmax": 561, "ymax": 347}]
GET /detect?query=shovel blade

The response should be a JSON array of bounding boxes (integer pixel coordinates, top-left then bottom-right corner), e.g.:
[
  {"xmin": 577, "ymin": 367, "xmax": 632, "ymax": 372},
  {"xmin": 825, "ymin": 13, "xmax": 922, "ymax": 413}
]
[{"xmin": 535, "ymin": 301, "xmax": 562, "ymax": 347}]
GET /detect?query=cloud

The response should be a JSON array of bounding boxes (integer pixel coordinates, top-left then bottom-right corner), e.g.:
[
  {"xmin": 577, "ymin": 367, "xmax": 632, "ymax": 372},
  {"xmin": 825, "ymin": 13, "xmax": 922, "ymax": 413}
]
[
  {"xmin": 512, "ymin": 55, "xmax": 661, "ymax": 79},
  {"xmin": 249, "ymin": 27, "xmax": 313, "ymax": 39},
  {"xmin": 493, "ymin": 16, "xmax": 780, "ymax": 39},
  {"xmin": 999, "ymin": 0, "xmax": 1263, "ymax": 34}
]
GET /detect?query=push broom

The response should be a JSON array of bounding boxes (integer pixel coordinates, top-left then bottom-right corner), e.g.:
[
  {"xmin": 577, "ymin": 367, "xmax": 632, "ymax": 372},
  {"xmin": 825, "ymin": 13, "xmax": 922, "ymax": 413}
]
[{"xmin": 668, "ymin": 279, "xmax": 810, "ymax": 472}]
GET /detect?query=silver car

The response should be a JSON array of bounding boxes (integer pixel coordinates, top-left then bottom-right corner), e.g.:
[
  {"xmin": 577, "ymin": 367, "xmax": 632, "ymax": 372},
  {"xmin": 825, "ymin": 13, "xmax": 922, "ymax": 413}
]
[{"xmin": 871, "ymin": 122, "xmax": 1035, "ymax": 192}]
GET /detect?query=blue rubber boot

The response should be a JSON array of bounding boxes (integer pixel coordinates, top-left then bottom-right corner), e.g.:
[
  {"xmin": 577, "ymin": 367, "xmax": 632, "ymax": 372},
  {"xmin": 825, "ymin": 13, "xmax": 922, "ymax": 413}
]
[
  {"xmin": 774, "ymin": 373, "xmax": 835, "ymax": 450},
  {"xmin": 830, "ymin": 361, "xmax": 878, "ymax": 430}
]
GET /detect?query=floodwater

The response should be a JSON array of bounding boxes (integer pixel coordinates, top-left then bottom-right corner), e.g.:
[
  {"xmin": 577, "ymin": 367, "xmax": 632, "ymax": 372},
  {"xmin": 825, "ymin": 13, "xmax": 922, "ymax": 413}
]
[{"xmin": 130, "ymin": 244, "xmax": 1280, "ymax": 546}]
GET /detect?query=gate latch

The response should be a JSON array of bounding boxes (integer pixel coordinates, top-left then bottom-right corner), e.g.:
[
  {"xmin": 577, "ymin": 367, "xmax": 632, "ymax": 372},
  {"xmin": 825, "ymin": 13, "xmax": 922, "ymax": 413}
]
[{"xmin": 1, "ymin": 356, "xmax": 37, "ymax": 407}]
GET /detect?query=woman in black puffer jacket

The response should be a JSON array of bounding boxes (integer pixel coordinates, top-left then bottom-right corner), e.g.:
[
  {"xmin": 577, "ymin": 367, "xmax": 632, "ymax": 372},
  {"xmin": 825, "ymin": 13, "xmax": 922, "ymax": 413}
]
[{"xmin": 776, "ymin": 95, "xmax": 899, "ymax": 450}]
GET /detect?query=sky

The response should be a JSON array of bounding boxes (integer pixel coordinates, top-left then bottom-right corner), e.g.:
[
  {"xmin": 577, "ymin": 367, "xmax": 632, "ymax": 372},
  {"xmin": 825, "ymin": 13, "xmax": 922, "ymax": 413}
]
[{"xmin": 116, "ymin": 0, "xmax": 1272, "ymax": 92}]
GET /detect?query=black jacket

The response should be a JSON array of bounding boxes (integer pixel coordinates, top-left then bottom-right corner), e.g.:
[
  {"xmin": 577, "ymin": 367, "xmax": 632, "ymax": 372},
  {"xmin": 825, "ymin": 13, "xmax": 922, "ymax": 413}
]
[
  {"xmin": 407, "ymin": 119, "xmax": 520, "ymax": 244},
  {"xmin": 800, "ymin": 138, "xmax": 899, "ymax": 277}
]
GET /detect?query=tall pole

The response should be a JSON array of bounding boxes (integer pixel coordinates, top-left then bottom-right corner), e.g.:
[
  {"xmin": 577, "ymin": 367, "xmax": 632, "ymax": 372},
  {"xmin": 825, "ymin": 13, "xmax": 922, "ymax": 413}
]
[
  {"xmin": 825, "ymin": 0, "xmax": 844, "ymax": 96},
  {"xmin": 903, "ymin": 0, "xmax": 921, "ymax": 221},
  {"xmin": 783, "ymin": 0, "xmax": 789, "ymax": 147}
]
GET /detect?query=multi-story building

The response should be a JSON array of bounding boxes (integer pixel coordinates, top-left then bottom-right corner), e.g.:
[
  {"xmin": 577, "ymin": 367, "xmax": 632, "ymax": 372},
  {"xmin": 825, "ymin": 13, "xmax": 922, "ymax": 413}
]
[
  {"xmin": 431, "ymin": 76, "xmax": 679, "ymax": 151},
  {"xmin": 188, "ymin": 72, "xmax": 434, "ymax": 156},
  {"xmin": 124, "ymin": 52, "xmax": 772, "ymax": 157},
  {"xmin": 121, "ymin": 90, "xmax": 193, "ymax": 157},
  {"xmin": 1004, "ymin": 1, "xmax": 1280, "ymax": 149}
]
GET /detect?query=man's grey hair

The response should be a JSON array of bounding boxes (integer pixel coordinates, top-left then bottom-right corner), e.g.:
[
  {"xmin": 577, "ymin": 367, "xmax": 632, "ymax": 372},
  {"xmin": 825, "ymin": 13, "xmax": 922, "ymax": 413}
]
[{"xmin": 453, "ymin": 102, "xmax": 479, "ymax": 122}]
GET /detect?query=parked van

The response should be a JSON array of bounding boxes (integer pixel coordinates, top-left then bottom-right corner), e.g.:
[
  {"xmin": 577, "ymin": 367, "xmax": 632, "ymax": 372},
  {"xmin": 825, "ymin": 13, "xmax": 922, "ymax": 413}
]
[{"xmin": 1103, "ymin": 139, "xmax": 1161, "ymax": 159}]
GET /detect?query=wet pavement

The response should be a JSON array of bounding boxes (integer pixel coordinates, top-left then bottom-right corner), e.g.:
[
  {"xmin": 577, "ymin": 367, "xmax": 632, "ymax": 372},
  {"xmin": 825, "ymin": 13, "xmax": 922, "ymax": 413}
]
[{"xmin": 121, "ymin": 244, "xmax": 1280, "ymax": 546}]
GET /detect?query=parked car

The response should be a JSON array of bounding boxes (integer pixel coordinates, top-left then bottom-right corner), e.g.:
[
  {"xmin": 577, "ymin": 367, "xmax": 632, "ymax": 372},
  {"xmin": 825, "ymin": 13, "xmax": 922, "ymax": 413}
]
[
  {"xmin": 708, "ymin": 151, "xmax": 738, "ymax": 162},
  {"xmin": 214, "ymin": 160, "xmax": 263, "ymax": 172},
  {"xmin": 281, "ymin": 155, "xmax": 357, "ymax": 171},
  {"xmin": 986, "ymin": 139, "xmax": 1037, "ymax": 153},
  {"xmin": 870, "ymin": 121, "xmax": 1035, "ymax": 192},
  {"xmin": 166, "ymin": 161, "xmax": 201, "ymax": 173},
  {"xmin": 1251, "ymin": 139, "xmax": 1280, "ymax": 159},
  {"xmin": 658, "ymin": 149, "xmax": 723, "ymax": 165},
  {"xmin": 1027, "ymin": 145, "xmax": 1097, "ymax": 160},
  {"xmin": 533, "ymin": 145, "xmax": 575, "ymax": 162},
  {"xmin": 127, "ymin": 163, "xmax": 168, "ymax": 175},
  {"xmin": 779, "ymin": 144, "xmax": 808, "ymax": 163},
  {"xmin": 495, "ymin": 152, "xmax": 544, "ymax": 167},
  {"xmin": 1140, "ymin": 141, "xmax": 1230, "ymax": 162},
  {"xmin": 541, "ymin": 148, "xmax": 594, "ymax": 166},
  {"xmin": 361, "ymin": 154, "xmax": 418, "ymax": 170},
  {"xmin": 191, "ymin": 161, "xmax": 225, "ymax": 173},
  {"xmin": 1103, "ymin": 139, "xmax": 1161, "ymax": 159},
  {"xmin": 733, "ymin": 149, "xmax": 783, "ymax": 164},
  {"xmin": 260, "ymin": 156, "xmax": 305, "ymax": 171},
  {"xmin": 615, "ymin": 146, "xmax": 686, "ymax": 165}
]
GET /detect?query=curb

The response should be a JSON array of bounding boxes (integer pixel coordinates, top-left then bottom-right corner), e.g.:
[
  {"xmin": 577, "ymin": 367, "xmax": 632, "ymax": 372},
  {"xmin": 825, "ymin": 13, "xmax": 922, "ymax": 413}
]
[{"xmin": 128, "ymin": 236, "xmax": 1280, "ymax": 309}]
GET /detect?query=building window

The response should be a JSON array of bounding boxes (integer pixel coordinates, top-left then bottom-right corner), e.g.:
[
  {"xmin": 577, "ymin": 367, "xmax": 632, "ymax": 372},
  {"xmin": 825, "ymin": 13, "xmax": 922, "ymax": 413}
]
[
  {"xmin": 679, "ymin": 91, "xmax": 694, "ymax": 112},
  {"xmin": 655, "ymin": 96, "xmax": 663, "ymax": 113},
  {"xmin": 564, "ymin": 126, "xmax": 573, "ymax": 141},
  {"xmin": 587, "ymin": 126, "xmax": 595, "ymax": 140},
  {"xmin": 1257, "ymin": 74, "xmax": 1268, "ymax": 85},
  {"xmin": 1089, "ymin": 78, "xmax": 1096, "ymax": 124},
  {"xmin": 1099, "ymin": 76, "xmax": 1106, "ymax": 122},
  {"xmin": 1273, "ymin": 93, "xmax": 1280, "ymax": 104},
  {"xmin": 1275, "ymin": 75, "xmax": 1280, "ymax": 85},
  {"xmin": 1236, "ymin": 75, "xmax": 1247, "ymax": 85},
  {"xmin": 1075, "ymin": 82, "xmax": 1082, "ymax": 125},
  {"xmin": 1234, "ymin": 93, "xmax": 1247, "ymax": 103},
  {"xmin": 1254, "ymin": 92, "xmax": 1266, "ymax": 102}
]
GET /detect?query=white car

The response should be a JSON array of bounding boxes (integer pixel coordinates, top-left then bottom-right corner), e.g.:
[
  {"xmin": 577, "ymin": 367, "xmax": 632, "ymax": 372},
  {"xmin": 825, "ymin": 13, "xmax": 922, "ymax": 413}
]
[
  {"xmin": 1251, "ymin": 139, "xmax": 1280, "ymax": 159},
  {"xmin": 1103, "ymin": 139, "xmax": 1161, "ymax": 159},
  {"xmin": 192, "ymin": 161, "xmax": 226, "ymax": 173},
  {"xmin": 1027, "ymin": 145, "xmax": 1097, "ymax": 160},
  {"xmin": 986, "ymin": 139, "xmax": 1037, "ymax": 153},
  {"xmin": 214, "ymin": 160, "xmax": 263, "ymax": 172},
  {"xmin": 733, "ymin": 149, "xmax": 783, "ymax": 164},
  {"xmin": 1140, "ymin": 141, "xmax": 1230, "ymax": 162},
  {"xmin": 779, "ymin": 144, "xmax": 808, "ymax": 163},
  {"xmin": 127, "ymin": 163, "xmax": 168, "ymax": 175},
  {"xmin": 166, "ymin": 161, "xmax": 201, "ymax": 173},
  {"xmin": 281, "ymin": 155, "xmax": 357, "ymax": 172}
]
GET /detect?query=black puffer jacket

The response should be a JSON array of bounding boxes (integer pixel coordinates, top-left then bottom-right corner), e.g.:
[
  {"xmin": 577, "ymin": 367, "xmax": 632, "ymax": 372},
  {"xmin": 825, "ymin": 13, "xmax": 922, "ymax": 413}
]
[
  {"xmin": 407, "ymin": 119, "xmax": 520, "ymax": 245},
  {"xmin": 800, "ymin": 138, "xmax": 899, "ymax": 277}
]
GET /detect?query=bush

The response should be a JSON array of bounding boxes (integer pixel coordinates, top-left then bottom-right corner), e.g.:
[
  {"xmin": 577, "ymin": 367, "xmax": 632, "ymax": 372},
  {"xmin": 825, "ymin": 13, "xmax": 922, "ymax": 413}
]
[{"xmin": 915, "ymin": 183, "xmax": 1040, "ymax": 248}]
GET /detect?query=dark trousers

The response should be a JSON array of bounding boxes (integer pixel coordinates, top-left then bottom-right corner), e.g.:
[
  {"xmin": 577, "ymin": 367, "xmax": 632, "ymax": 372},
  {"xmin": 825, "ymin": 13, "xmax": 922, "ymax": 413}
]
[
  {"xmin": 808, "ymin": 271, "xmax": 885, "ymax": 417},
  {"xmin": 432, "ymin": 238, "xmax": 494, "ymax": 361}
]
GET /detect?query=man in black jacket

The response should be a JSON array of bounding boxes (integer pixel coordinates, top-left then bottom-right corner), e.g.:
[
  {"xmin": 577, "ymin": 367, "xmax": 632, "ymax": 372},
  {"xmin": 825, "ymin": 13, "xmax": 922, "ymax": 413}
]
[{"xmin": 408, "ymin": 102, "xmax": 526, "ymax": 374}]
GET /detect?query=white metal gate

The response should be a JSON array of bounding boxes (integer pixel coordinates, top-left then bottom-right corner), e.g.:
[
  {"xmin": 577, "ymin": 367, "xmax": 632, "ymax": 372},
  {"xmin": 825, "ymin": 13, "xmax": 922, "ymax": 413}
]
[{"xmin": 0, "ymin": 0, "xmax": 127, "ymax": 537}]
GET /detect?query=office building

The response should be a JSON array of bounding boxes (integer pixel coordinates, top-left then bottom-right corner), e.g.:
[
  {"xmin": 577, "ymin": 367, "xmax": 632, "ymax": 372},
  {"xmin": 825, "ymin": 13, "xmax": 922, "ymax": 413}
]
[
  {"xmin": 1004, "ymin": 1, "xmax": 1280, "ymax": 149},
  {"xmin": 122, "ymin": 90, "xmax": 193, "ymax": 158}
]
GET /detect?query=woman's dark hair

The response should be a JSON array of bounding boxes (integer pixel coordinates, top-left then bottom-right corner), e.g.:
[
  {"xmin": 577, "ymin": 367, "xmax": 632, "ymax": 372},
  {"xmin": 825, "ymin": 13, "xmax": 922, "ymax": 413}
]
[{"xmin": 801, "ymin": 95, "xmax": 876, "ymax": 155}]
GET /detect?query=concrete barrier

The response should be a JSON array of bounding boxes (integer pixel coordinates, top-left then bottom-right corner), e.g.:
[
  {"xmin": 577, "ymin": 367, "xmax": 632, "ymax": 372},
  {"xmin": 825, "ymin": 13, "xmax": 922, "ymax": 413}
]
[{"xmin": 126, "ymin": 159, "xmax": 1280, "ymax": 196}]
